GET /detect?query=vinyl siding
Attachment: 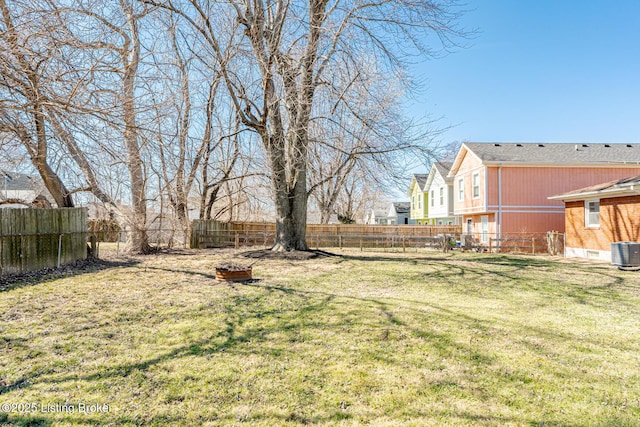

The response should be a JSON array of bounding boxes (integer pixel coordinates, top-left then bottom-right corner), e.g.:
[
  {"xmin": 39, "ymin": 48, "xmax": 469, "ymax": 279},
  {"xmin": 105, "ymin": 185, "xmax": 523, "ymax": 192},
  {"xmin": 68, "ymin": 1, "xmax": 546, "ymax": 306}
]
[
  {"xmin": 488, "ymin": 165, "xmax": 640, "ymax": 234},
  {"xmin": 453, "ymin": 152, "xmax": 486, "ymax": 215}
]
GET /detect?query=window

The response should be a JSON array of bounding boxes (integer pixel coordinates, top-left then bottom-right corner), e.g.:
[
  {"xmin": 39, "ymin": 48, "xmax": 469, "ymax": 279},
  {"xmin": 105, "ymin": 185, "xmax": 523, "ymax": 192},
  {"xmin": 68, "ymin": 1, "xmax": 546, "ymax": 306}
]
[
  {"xmin": 472, "ymin": 173, "xmax": 480, "ymax": 198},
  {"xmin": 458, "ymin": 178, "xmax": 464, "ymax": 201},
  {"xmin": 431, "ymin": 190, "xmax": 435, "ymax": 207},
  {"xmin": 585, "ymin": 199, "xmax": 600, "ymax": 228},
  {"xmin": 417, "ymin": 194, "xmax": 421, "ymax": 209},
  {"xmin": 439, "ymin": 187, "xmax": 444, "ymax": 205}
]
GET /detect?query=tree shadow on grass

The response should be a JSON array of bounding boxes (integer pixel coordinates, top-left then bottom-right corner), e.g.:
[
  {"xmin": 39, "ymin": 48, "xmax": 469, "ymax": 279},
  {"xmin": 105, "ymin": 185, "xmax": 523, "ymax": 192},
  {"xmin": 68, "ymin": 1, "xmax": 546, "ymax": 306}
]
[
  {"xmin": 4, "ymin": 258, "xmax": 637, "ymax": 425},
  {"xmin": 0, "ymin": 413, "xmax": 51, "ymax": 426},
  {"xmin": 3, "ymin": 262, "xmax": 497, "ymax": 388},
  {"xmin": 240, "ymin": 248, "xmax": 338, "ymax": 260}
]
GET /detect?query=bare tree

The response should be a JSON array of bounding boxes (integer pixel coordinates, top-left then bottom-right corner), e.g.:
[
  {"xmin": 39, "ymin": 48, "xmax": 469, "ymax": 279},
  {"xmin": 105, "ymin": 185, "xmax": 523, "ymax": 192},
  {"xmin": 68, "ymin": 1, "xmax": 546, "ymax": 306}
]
[
  {"xmin": 144, "ymin": 0, "xmax": 463, "ymax": 251},
  {"xmin": 147, "ymin": 18, "xmax": 220, "ymax": 246},
  {"xmin": 49, "ymin": 0, "xmax": 155, "ymax": 252},
  {"xmin": 0, "ymin": 0, "xmax": 75, "ymax": 207}
]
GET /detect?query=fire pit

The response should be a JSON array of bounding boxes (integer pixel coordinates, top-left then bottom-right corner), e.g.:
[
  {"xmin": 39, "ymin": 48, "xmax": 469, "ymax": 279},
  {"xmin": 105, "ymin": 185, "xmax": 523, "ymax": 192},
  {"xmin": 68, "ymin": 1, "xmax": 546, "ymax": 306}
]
[{"xmin": 215, "ymin": 262, "xmax": 252, "ymax": 282}]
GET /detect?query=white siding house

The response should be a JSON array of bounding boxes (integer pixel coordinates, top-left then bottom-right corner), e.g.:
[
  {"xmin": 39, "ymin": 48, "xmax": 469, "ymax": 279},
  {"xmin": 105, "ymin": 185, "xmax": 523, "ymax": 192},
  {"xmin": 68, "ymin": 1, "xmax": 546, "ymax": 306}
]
[
  {"xmin": 364, "ymin": 209, "xmax": 389, "ymax": 225},
  {"xmin": 425, "ymin": 162, "xmax": 458, "ymax": 225}
]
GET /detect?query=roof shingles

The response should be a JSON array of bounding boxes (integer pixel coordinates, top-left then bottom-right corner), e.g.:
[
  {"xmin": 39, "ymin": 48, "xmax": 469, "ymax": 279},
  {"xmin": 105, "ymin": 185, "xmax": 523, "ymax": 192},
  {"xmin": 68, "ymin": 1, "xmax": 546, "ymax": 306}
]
[{"xmin": 464, "ymin": 142, "xmax": 640, "ymax": 165}]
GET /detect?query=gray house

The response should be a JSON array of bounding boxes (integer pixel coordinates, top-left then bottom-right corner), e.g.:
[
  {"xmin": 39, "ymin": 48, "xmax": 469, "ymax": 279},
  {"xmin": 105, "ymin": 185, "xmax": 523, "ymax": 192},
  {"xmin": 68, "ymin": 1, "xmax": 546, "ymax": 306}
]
[
  {"xmin": 0, "ymin": 171, "xmax": 52, "ymax": 208},
  {"xmin": 388, "ymin": 202, "xmax": 413, "ymax": 225}
]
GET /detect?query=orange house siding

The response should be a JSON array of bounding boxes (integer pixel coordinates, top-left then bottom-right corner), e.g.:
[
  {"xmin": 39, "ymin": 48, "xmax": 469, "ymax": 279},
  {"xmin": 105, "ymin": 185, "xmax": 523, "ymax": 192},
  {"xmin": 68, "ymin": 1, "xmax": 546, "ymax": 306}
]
[
  {"xmin": 453, "ymin": 152, "xmax": 486, "ymax": 215},
  {"xmin": 464, "ymin": 213, "xmax": 496, "ymax": 237},
  {"xmin": 497, "ymin": 167, "xmax": 640, "ymax": 208},
  {"xmin": 472, "ymin": 166, "xmax": 640, "ymax": 235},
  {"xmin": 565, "ymin": 196, "xmax": 640, "ymax": 253},
  {"xmin": 501, "ymin": 212, "xmax": 564, "ymax": 234}
]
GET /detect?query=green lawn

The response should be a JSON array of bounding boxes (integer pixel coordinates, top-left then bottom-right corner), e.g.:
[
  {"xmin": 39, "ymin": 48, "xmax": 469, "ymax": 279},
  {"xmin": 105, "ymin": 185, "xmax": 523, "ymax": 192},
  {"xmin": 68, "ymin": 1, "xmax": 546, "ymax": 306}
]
[{"xmin": 1, "ymin": 249, "xmax": 639, "ymax": 426}]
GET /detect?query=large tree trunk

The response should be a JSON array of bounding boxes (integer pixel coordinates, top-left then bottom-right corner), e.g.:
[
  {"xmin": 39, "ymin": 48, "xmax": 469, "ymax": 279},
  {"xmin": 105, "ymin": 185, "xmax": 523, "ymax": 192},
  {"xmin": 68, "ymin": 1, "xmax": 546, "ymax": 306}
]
[
  {"xmin": 122, "ymin": 2, "xmax": 150, "ymax": 254},
  {"xmin": 272, "ymin": 171, "xmax": 309, "ymax": 251},
  {"xmin": 267, "ymin": 132, "xmax": 309, "ymax": 251}
]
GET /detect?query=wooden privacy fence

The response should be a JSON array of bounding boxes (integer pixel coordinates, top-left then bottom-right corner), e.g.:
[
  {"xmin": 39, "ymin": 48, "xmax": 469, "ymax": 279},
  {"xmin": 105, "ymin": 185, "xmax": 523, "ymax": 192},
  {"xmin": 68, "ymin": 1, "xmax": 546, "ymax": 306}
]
[
  {"xmin": 461, "ymin": 231, "xmax": 565, "ymax": 255},
  {"xmin": 191, "ymin": 220, "xmax": 565, "ymax": 255},
  {"xmin": 0, "ymin": 208, "xmax": 88, "ymax": 276},
  {"xmin": 191, "ymin": 220, "xmax": 461, "ymax": 250}
]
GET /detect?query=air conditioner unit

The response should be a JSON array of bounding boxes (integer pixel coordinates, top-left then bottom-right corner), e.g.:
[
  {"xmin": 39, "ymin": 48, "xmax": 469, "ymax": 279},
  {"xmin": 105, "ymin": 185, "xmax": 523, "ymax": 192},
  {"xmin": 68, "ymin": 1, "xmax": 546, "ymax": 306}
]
[{"xmin": 611, "ymin": 242, "xmax": 640, "ymax": 268}]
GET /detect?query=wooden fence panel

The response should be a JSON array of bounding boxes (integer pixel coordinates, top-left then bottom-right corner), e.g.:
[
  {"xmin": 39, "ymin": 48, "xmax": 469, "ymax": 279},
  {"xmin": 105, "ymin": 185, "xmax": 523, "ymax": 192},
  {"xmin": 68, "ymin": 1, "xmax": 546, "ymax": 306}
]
[
  {"xmin": 191, "ymin": 220, "xmax": 462, "ymax": 249},
  {"xmin": 0, "ymin": 208, "xmax": 88, "ymax": 276},
  {"xmin": 190, "ymin": 220, "xmax": 231, "ymax": 248}
]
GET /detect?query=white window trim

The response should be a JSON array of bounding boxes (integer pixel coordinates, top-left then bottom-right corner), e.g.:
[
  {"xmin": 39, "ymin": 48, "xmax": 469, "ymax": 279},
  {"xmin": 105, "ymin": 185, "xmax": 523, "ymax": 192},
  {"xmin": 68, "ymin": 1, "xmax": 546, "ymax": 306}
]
[
  {"xmin": 585, "ymin": 198, "xmax": 600, "ymax": 228},
  {"xmin": 458, "ymin": 178, "xmax": 464, "ymax": 201},
  {"xmin": 439, "ymin": 187, "xmax": 444, "ymax": 206},
  {"xmin": 472, "ymin": 173, "xmax": 480, "ymax": 199}
]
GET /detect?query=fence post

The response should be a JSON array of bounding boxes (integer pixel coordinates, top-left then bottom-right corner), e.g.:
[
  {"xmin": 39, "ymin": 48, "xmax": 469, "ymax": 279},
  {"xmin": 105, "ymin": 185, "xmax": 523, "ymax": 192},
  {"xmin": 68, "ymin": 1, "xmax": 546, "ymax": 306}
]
[
  {"xmin": 489, "ymin": 238, "xmax": 493, "ymax": 253},
  {"xmin": 57, "ymin": 234, "xmax": 63, "ymax": 268},
  {"xmin": 339, "ymin": 235, "xmax": 342, "ymax": 250},
  {"xmin": 402, "ymin": 235, "xmax": 406, "ymax": 253},
  {"xmin": 90, "ymin": 235, "xmax": 97, "ymax": 258},
  {"xmin": 360, "ymin": 237, "xmax": 363, "ymax": 252},
  {"xmin": 235, "ymin": 232, "xmax": 239, "ymax": 249},
  {"xmin": 532, "ymin": 237, "xmax": 535, "ymax": 254},
  {"xmin": 316, "ymin": 234, "xmax": 319, "ymax": 250}
]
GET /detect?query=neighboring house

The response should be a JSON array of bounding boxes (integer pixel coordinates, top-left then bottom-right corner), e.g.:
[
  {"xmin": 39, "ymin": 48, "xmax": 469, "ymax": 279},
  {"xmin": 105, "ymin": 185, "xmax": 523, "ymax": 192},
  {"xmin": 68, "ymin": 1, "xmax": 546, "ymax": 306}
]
[
  {"xmin": 549, "ymin": 175, "xmax": 640, "ymax": 261},
  {"xmin": 448, "ymin": 143, "xmax": 640, "ymax": 243},
  {"xmin": 388, "ymin": 202, "xmax": 413, "ymax": 225},
  {"xmin": 364, "ymin": 209, "xmax": 389, "ymax": 225},
  {"xmin": 0, "ymin": 171, "xmax": 53, "ymax": 207},
  {"xmin": 425, "ymin": 162, "xmax": 458, "ymax": 225},
  {"xmin": 407, "ymin": 173, "xmax": 431, "ymax": 224}
]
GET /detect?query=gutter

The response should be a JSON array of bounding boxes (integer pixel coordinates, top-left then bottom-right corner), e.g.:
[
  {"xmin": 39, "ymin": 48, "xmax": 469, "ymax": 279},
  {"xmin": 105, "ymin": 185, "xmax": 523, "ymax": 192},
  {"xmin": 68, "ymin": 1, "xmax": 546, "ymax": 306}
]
[{"xmin": 548, "ymin": 186, "xmax": 640, "ymax": 202}]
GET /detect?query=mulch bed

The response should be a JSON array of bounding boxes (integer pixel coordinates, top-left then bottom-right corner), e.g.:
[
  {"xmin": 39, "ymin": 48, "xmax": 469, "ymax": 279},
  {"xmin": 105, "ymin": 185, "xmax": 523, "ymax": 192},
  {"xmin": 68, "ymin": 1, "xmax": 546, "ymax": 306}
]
[
  {"xmin": 240, "ymin": 249, "xmax": 336, "ymax": 260},
  {"xmin": 0, "ymin": 257, "xmax": 137, "ymax": 290}
]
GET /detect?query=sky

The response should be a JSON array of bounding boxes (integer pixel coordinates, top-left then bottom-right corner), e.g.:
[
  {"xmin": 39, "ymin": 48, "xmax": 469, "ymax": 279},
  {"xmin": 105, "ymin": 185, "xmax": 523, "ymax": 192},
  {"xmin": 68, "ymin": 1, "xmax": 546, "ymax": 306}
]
[{"xmin": 405, "ymin": 0, "xmax": 640, "ymax": 145}]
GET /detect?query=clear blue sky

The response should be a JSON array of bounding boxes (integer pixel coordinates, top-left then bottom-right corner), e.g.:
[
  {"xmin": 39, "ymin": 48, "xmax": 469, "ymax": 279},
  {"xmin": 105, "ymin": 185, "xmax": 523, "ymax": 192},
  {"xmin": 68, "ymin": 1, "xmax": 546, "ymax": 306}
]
[{"xmin": 406, "ymin": 0, "xmax": 640, "ymax": 144}]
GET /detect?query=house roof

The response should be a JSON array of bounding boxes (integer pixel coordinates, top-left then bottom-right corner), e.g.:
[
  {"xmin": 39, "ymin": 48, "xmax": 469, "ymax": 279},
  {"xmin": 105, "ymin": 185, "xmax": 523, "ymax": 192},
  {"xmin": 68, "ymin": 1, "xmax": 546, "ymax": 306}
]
[
  {"xmin": 407, "ymin": 173, "xmax": 429, "ymax": 196},
  {"xmin": 433, "ymin": 162, "xmax": 453, "ymax": 182},
  {"xmin": 0, "ymin": 170, "xmax": 53, "ymax": 205},
  {"xmin": 0, "ymin": 171, "xmax": 39, "ymax": 192},
  {"xmin": 392, "ymin": 202, "xmax": 410, "ymax": 214},
  {"xmin": 426, "ymin": 162, "xmax": 454, "ymax": 188},
  {"xmin": 449, "ymin": 142, "xmax": 640, "ymax": 177},
  {"xmin": 413, "ymin": 173, "xmax": 429, "ymax": 190},
  {"xmin": 549, "ymin": 175, "xmax": 640, "ymax": 201}
]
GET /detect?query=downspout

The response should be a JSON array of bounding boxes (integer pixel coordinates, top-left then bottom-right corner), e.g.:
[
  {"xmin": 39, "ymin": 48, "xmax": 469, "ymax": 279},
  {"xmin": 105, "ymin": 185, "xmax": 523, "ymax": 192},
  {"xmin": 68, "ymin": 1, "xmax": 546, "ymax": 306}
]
[{"xmin": 498, "ymin": 164, "xmax": 503, "ymax": 241}]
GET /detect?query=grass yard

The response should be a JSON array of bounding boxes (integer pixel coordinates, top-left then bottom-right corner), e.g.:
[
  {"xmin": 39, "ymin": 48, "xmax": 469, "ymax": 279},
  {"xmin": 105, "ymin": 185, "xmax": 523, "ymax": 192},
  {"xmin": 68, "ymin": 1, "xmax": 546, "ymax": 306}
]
[{"xmin": 1, "ymin": 248, "xmax": 640, "ymax": 426}]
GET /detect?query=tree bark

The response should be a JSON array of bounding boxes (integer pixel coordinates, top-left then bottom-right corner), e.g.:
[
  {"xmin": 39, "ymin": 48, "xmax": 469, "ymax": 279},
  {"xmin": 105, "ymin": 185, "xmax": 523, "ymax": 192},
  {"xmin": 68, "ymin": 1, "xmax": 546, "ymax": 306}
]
[{"xmin": 121, "ymin": 1, "xmax": 150, "ymax": 253}]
